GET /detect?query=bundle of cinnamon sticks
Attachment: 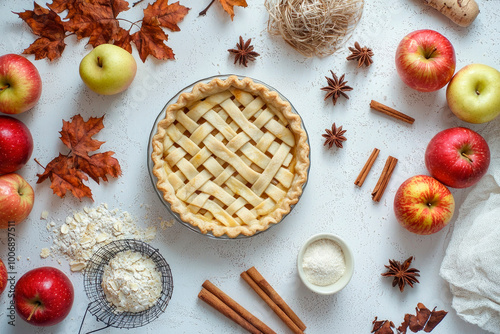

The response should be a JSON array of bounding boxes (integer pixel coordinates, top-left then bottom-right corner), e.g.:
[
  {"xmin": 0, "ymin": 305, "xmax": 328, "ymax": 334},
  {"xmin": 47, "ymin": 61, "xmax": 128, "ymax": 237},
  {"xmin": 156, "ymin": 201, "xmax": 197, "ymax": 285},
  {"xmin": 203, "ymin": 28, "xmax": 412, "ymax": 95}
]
[{"xmin": 198, "ymin": 266, "xmax": 306, "ymax": 334}]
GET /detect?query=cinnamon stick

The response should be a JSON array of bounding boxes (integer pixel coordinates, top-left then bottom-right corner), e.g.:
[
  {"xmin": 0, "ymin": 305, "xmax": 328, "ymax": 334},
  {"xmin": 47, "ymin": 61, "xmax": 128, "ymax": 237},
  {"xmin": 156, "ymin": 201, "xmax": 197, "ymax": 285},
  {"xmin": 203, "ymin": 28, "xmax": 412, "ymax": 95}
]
[
  {"xmin": 243, "ymin": 267, "xmax": 306, "ymax": 333},
  {"xmin": 202, "ymin": 280, "xmax": 276, "ymax": 334},
  {"xmin": 370, "ymin": 100, "xmax": 415, "ymax": 124},
  {"xmin": 372, "ymin": 156, "xmax": 398, "ymax": 202},
  {"xmin": 198, "ymin": 288, "xmax": 262, "ymax": 334},
  {"xmin": 355, "ymin": 148, "xmax": 380, "ymax": 187}
]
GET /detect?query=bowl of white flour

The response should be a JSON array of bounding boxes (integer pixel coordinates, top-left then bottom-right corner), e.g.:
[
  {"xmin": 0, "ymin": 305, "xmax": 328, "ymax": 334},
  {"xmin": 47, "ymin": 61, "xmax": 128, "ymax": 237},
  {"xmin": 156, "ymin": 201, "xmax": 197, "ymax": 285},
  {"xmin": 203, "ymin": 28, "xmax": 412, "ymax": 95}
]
[{"xmin": 297, "ymin": 233, "xmax": 354, "ymax": 295}]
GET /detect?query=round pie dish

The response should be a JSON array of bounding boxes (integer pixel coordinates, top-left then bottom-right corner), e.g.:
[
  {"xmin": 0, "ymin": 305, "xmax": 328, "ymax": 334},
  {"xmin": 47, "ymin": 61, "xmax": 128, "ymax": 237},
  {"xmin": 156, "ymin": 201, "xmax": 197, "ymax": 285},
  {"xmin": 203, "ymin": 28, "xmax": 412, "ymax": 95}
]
[
  {"xmin": 148, "ymin": 75, "xmax": 310, "ymax": 239},
  {"xmin": 297, "ymin": 233, "xmax": 354, "ymax": 295}
]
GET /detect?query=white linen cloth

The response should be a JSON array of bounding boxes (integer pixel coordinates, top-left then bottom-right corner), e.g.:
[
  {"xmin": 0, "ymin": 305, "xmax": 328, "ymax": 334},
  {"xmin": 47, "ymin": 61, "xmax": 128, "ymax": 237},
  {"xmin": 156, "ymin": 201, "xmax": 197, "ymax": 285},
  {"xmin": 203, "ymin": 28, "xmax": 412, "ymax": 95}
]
[{"xmin": 440, "ymin": 124, "xmax": 500, "ymax": 334}]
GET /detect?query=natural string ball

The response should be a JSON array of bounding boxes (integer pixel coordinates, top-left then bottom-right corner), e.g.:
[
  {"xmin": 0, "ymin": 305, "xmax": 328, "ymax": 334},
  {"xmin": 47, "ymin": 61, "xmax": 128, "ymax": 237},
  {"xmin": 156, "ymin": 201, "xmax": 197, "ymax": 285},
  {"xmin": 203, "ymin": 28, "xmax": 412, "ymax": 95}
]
[{"xmin": 265, "ymin": 0, "xmax": 364, "ymax": 58}]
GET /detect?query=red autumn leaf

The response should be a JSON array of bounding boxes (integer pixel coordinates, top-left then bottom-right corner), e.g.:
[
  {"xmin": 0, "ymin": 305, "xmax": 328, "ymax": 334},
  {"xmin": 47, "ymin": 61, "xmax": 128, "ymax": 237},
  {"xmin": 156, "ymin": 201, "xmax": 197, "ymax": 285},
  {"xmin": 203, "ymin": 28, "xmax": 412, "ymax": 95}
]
[
  {"xmin": 132, "ymin": 21, "xmax": 174, "ymax": 62},
  {"xmin": 14, "ymin": 2, "xmax": 67, "ymax": 60},
  {"xmin": 46, "ymin": 0, "xmax": 77, "ymax": 13},
  {"xmin": 37, "ymin": 114, "xmax": 122, "ymax": 200},
  {"xmin": 37, "ymin": 154, "xmax": 93, "ymax": 200},
  {"xmin": 74, "ymin": 153, "xmax": 121, "ymax": 184},
  {"xmin": 62, "ymin": 0, "xmax": 130, "ymax": 47},
  {"xmin": 59, "ymin": 114, "xmax": 105, "ymax": 157},
  {"xmin": 143, "ymin": 0, "xmax": 190, "ymax": 31},
  {"xmin": 17, "ymin": 0, "xmax": 189, "ymax": 61}
]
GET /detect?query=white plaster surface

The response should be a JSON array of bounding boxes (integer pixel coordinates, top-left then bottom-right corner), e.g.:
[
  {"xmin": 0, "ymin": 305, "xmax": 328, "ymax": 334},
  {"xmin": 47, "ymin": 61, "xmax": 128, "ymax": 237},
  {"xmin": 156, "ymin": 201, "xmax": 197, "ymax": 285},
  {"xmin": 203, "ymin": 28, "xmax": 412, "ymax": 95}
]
[{"xmin": 0, "ymin": 0, "xmax": 499, "ymax": 333}]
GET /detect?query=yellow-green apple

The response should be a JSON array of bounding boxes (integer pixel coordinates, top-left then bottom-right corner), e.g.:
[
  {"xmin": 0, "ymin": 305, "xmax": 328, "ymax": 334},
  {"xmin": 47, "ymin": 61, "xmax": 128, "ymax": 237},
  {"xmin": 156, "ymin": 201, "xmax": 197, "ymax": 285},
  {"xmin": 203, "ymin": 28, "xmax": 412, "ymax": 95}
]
[
  {"xmin": 0, "ymin": 173, "xmax": 34, "ymax": 228},
  {"xmin": 0, "ymin": 258, "xmax": 7, "ymax": 295},
  {"xmin": 394, "ymin": 175, "xmax": 455, "ymax": 235},
  {"xmin": 0, "ymin": 115, "xmax": 33, "ymax": 174},
  {"xmin": 425, "ymin": 127, "xmax": 490, "ymax": 188},
  {"xmin": 14, "ymin": 267, "xmax": 74, "ymax": 326},
  {"xmin": 446, "ymin": 64, "xmax": 500, "ymax": 123},
  {"xmin": 79, "ymin": 44, "xmax": 137, "ymax": 95},
  {"xmin": 0, "ymin": 54, "xmax": 42, "ymax": 114},
  {"xmin": 395, "ymin": 29, "xmax": 456, "ymax": 92}
]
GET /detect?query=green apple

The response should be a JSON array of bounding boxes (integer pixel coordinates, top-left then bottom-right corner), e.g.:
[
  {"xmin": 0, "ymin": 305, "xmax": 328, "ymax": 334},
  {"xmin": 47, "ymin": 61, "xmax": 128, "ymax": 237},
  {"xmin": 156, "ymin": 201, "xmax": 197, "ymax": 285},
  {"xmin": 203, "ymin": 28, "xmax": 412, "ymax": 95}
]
[
  {"xmin": 446, "ymin": 64, "xmax": 500, "ymax": 124},
  {"xmin": 79, "ymin": 44, "xmax": 137, "ymax": 95}
]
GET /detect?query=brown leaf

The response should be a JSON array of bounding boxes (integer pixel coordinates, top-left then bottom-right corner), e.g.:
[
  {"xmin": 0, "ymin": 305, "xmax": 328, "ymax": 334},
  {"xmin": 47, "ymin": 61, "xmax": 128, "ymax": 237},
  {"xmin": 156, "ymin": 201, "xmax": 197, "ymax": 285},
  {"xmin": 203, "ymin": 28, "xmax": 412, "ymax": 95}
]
[
  {"xmin": 37, "ymin": 154, "xmax": 93, "ymax": 200},
  {"xmin": 219, "ymin": 0, "xmax": 248, "ymax": 20},
  {"xmin": 75, "ymin": 153, "xmax": 122, "ymax": 184},
  {"xmin": 113, "ymin": 27, "xmax": 134, "ymax": 53},
  {"xmin": 143, "ymin": 0, "xmax": 189, "ymax": 31},
  {"xmin": 47, "ymin": 0, "xmax": 77, "ymax": 13},
  {"xmin": 63, "ymin": 0, "xmax": 129, "ymax": 47},
  {"xmin": 371, "ymin": 317, "xmax": 395, "ymax": 334},
  {"xmin": 14, "ymin": 2, "xmax": 67, "ymax": 60},
  {"xmin": 132, "ymin": 22, "xmax": 174, "ymax": 62},
  {"xmin": 37, "ymin": 114, "xmax": 121, "ymax": 200},
  {"xmin": 59, "ymin": 114, "xmax": 105, "ymax": 157}
]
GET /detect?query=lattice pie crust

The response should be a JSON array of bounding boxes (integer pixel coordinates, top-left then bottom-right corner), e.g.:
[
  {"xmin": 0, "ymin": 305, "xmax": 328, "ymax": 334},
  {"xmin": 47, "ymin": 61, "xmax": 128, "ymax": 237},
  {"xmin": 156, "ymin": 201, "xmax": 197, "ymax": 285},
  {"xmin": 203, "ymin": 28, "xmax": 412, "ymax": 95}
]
[{"xmin": 151, "ymin": 76, "xmax": 309, "ymax": 237}]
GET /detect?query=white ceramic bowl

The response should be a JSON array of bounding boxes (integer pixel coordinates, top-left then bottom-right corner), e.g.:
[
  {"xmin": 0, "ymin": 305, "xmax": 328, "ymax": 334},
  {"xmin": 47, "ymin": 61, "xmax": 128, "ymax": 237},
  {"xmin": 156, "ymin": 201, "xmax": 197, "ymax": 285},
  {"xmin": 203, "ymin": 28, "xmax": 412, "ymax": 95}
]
[{"xmin": 297, "ymin": 233, "xmax": 354, "ymax": 295}]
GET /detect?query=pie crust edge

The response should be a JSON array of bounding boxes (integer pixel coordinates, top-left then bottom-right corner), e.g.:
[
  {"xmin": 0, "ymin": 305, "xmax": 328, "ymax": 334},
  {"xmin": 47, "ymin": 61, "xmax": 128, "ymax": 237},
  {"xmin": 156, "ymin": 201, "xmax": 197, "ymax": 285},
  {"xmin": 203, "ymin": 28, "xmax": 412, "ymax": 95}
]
[{"xmin": 151, "ymin": 76, "xmax": 310, "ymax": 238}]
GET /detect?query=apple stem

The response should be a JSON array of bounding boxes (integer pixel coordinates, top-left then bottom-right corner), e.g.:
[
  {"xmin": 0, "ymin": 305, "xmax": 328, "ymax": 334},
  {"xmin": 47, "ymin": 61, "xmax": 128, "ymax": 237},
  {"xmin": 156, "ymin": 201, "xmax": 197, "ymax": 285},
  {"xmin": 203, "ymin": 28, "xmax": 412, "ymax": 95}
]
[
  {"xmin": 27, "ymin": 302, "xmax": 41, "ymax": 321},
  {"xmin": 97, "ymin": 56, "xmax": 103, "ymax": 68},
  {"xmin": 462, "ymin": 152, "xmax": 473, "ymax": 162},
  {"xmin": 0, "ymin": 84, "xmax": 9, "ymax": 91},
  {"xmin": 426, "ymin": 47, "xmax": 437, "ymax": 59}
]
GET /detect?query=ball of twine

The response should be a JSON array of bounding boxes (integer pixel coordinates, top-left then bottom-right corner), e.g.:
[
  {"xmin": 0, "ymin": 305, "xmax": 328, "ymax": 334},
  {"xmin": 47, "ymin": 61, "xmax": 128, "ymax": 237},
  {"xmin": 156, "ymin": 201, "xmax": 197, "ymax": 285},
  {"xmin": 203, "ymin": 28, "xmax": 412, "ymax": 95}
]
[{"xmin": 265, "ymin": 0, "xmax": 364, "ymax": 58}]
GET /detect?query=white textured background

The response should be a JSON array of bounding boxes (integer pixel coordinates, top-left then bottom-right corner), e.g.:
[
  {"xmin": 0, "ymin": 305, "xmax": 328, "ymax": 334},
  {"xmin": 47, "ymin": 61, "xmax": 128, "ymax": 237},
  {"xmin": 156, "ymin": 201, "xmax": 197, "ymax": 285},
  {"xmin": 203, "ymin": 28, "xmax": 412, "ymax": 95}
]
[{"xmin": 1, "ymin": 0, "xmax": 499, "ymax": 333}]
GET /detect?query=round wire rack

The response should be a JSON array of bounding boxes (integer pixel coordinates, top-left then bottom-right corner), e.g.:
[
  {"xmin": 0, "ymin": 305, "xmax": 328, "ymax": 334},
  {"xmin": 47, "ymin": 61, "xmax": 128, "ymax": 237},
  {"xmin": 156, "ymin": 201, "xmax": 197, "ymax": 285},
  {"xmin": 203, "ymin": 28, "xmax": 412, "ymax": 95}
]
[{"xmin": 79, "ymin": 239, "xmax": 173, "ymax": 333}]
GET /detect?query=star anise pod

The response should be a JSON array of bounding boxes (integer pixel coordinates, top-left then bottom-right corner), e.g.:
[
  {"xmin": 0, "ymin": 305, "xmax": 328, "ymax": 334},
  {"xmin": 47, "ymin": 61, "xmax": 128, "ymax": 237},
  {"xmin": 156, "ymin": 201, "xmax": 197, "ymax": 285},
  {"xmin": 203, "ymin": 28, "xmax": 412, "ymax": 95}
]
[
  {"xmin": 321, "ymin": 71, "xmax": 353, "ymax": 105},
  {"xmin": 322, "ymin": 123, "xmax": 347, "ymax": 149},
  {"xmin": 228, "ymin": 36, "xmax": 260, "ymax": 67},
  {"xmin": 381, "ymin": 256, "xmax": 420, "ymax": 292},
  {"xmin": 346, "ymin": 42, "xmax": 374, "ymax": 67}
]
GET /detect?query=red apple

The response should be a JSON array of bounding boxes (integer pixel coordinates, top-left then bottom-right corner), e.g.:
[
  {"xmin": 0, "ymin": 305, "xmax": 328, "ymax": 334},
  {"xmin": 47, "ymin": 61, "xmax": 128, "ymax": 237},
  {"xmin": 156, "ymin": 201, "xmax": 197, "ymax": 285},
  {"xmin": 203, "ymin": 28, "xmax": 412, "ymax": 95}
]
[
  {"xmin": 0, "ymin": 115, "xmax": 34, "ymax": 175},
  {"xmin": 425, "ymin": 127, "xmax": 490, "ymax": 188},
  {"xmin": 0, "ymin": 173, "xmax": 35, "ymax": 228},
  {"xmin": 0, "ymin": 54, "xmax": 42, "ymax": 115},
  {"xmin": 394, "ymin": 175, "xmax": 455, "ymax": 235},
  {"xmin": 14, "ymin": 267, "xmax": 74, "ymax": 326},
  {"xmin": 0, "ymin": 258, "xmax": 7, "ymax": 295},
  {"xmin": 395, "ymin": 29, "xmax": 456, "ymax": 92}
]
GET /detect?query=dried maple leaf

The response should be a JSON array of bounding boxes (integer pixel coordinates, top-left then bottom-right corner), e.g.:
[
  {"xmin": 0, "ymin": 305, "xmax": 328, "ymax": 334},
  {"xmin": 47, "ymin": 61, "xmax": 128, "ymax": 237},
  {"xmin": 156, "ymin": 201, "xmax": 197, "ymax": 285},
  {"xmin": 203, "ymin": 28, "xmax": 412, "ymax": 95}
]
[
  {"xmin": 145, "ymin": 0, "xmax": 190, "ymax": 31},
  {"xmin": 62, "ymin": 0, "xmax": 130, "ymax": 47},
  {"xmin": 397, "ymin": 303, "xmax": 447, "ymax": 334},
  {"xmin": 36, "ymin": 115, "xmax": 122, "ymax": 200},
  {"xmin": 200, "ymin": 0, "xmax": 248, "ymax": 20},
  {"xmin": 14, "ymin": 3, "xmax": 67, "ymax": 60},
  {"xmin": 17, "ymin": 0, "xmax": 189, "ymax": 62}
]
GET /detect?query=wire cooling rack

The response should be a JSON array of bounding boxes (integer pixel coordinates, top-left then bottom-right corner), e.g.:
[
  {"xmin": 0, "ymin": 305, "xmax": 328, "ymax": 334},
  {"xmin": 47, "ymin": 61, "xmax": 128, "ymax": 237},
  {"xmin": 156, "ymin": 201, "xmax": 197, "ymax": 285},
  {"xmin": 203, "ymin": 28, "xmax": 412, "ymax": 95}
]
[{"xmin": 78, "ymin": 239, "xmax": 173, "ymax": 333}]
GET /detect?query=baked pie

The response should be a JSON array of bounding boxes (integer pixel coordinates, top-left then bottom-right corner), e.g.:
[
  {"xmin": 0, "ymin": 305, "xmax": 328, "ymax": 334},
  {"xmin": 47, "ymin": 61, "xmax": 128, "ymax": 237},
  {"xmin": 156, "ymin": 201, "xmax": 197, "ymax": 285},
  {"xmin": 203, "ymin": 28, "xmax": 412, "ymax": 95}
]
[{"xmin": 151, "ymin": 76, "xmax": 309, "ymax": 237}]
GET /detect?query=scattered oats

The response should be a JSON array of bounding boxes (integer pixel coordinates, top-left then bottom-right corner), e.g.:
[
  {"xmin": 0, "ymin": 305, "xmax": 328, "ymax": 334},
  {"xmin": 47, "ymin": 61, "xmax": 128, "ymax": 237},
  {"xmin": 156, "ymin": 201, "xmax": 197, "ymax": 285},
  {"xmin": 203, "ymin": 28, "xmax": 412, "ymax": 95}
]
[
  {"xmin": 102, "ymin": 250, "xmax": 162, "ymax": 313},
  {"xmin": 40, "ymin": 248, "xmax": 51, "ymax": 258},
  {"xmin": 40, "ymin": 210, "xmax": 49, "ymax": 220},
  {"xmin": 27, "ymin": 257, "xmax": 30, "ymax": 261},
  {"xmin": 17, "ymin": 256, "xmax": 21, "ymax": 261},
  {"xmin": 45, "ymin": 203, "xmax": 157, "ymax": 272},
  {"xmin": 60, "ymin": 224, "xmax": 69, "ymax": 234}
]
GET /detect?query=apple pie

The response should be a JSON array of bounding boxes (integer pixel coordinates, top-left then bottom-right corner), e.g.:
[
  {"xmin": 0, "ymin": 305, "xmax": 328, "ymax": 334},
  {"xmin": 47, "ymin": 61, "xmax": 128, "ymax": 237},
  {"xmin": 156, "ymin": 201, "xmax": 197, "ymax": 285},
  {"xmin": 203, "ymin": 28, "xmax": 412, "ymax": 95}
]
[{"xmin": 151, "ymin": 76, "xmax": 309, "ymax": 238}]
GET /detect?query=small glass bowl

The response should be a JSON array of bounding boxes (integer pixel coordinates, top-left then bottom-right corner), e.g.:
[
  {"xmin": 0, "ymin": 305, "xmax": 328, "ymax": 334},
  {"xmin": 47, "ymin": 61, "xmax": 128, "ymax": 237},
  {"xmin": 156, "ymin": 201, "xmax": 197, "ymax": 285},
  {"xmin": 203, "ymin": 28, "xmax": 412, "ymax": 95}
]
[
  {"xmin": 147, "ymin": 74, "xmax": 311, "ymax": 239},
  {"xmin": 297, "ymin": 233, "xmax": 354, "ymax": 295}
]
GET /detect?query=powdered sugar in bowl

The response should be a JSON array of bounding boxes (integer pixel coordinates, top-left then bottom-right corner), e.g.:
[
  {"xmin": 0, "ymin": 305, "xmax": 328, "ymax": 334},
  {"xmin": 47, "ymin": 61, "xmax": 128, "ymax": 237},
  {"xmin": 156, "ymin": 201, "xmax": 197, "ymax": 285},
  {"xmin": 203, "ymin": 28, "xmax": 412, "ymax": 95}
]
[{"xmin": 297, "ymin": 233, "xmax": 354, "ymax": 295}]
